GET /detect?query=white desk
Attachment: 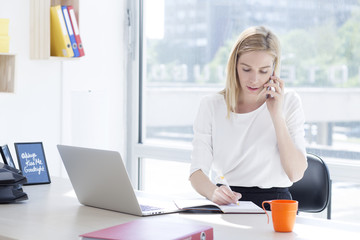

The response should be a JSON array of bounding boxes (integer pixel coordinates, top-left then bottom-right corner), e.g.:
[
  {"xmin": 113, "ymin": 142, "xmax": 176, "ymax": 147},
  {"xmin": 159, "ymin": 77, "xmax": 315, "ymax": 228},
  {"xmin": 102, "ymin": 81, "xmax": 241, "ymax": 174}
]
[{"xmin": 0, "ymin": 178, "xmax": 359, "ymax": 240}]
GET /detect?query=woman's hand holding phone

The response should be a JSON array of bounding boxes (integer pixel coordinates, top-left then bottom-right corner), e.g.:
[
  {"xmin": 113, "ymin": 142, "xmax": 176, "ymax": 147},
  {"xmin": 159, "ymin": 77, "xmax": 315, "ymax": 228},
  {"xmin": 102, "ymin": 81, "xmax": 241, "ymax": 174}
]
[
  {"xmin": 266, "ymin": 79, "xmax": 276, "ymax": 99},
  {"xmin": 264, "ymin": 75, "xmax": 285, "ymax": 120}
]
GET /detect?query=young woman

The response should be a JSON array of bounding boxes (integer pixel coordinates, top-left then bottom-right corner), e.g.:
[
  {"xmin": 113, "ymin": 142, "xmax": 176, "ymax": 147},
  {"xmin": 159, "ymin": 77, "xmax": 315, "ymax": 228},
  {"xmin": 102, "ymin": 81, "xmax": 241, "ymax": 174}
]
[{"xmin": 189, "ymin": 26, "xmax": 308, "ymax": 208}]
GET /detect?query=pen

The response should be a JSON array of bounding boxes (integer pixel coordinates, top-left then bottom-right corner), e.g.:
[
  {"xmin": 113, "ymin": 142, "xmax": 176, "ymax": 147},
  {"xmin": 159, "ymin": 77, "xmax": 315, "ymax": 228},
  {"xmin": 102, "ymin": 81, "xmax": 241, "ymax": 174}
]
[{"xmin": 219, "ymin": 176, "xmax": 240, "ymax": 205}]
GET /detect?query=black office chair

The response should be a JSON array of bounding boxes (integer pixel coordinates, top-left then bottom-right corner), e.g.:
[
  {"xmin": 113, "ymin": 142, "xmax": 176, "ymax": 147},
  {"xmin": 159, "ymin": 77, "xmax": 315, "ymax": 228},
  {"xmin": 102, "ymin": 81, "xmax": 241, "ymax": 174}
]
[{"xmin": 289, "ymin": 153, "xmax": 332, "ymax": 219}]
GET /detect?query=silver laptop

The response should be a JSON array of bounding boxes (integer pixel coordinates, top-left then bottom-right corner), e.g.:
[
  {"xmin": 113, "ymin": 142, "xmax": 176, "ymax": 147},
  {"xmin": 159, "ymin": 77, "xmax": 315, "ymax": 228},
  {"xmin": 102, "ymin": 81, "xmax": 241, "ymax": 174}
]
[{"xmin": 57, "ymin": 145, "xmax": 180, "ymax": 216}]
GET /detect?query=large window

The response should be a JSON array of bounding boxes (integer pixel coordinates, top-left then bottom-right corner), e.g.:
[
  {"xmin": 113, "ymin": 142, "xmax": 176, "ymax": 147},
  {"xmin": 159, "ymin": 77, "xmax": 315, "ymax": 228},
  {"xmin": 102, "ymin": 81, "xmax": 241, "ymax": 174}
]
[{"xmin": 130, "ymin": 0, "xmax": 360, "ymax": 222}]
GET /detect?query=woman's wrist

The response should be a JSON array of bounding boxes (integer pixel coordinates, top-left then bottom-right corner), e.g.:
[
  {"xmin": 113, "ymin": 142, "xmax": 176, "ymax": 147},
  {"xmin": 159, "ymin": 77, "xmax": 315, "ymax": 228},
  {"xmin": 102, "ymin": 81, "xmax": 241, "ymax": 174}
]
[{"xmin": 271, "ymin": 112, "xmax": 286, "ymax": 129}]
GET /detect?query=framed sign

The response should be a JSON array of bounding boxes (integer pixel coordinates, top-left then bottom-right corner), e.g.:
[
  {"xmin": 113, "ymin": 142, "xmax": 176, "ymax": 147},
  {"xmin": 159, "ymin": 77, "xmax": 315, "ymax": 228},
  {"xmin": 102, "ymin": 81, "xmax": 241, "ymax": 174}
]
[
  {"xmin": 14, "ymin": 142, "xmax": 51, "ymax": 185},
  {"xmin": 0, "ymin": 144, "xmax": 16, "ymax": 169}
]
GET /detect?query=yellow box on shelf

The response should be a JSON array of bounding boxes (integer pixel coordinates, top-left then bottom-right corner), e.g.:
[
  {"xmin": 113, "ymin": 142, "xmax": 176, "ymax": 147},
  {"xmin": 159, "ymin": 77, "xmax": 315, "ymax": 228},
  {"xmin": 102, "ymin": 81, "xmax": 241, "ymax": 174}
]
[
  {"xmin": 0, "ymin": 18, "xmax": 9, "ymax": 36},
  {"xmin": 0, "ymin": 36, "xmax": 10, "ymax": 53}
]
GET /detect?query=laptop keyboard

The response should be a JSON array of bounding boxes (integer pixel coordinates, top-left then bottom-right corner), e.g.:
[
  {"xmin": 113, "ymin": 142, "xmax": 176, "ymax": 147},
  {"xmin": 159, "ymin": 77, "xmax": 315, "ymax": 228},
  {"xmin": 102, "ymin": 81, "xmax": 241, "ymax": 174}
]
[{"xmin": 140, "ymin": 204, "xmax": 162, "ymax": 212}]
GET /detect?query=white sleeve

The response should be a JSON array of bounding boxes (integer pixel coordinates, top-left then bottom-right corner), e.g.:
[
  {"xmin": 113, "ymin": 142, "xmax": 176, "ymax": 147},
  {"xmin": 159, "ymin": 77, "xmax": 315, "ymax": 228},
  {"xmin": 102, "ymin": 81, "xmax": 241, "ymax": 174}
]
[
  {"xmin": 190, "ymin": 97, "xmax": 214, "ymax": 177},
  {"xmin": 284, "ymin": 91, "xmax": 307, "ymax": 157}
]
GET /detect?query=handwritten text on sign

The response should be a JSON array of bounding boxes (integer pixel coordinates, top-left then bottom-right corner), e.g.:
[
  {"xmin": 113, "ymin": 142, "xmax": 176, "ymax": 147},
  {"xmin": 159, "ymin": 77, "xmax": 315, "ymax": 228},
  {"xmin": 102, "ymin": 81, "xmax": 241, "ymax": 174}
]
[{"xmin": 21, "ymin": 152, "xmax": 45, "ymax": 175}]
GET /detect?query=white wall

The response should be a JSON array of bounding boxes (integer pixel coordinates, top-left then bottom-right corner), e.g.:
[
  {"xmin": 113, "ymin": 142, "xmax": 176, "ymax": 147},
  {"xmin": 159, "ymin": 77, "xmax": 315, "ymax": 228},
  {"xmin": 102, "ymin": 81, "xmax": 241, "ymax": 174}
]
[{"xmin": 0, "ymin": 0, "xmax": 127, "ymax": 177}]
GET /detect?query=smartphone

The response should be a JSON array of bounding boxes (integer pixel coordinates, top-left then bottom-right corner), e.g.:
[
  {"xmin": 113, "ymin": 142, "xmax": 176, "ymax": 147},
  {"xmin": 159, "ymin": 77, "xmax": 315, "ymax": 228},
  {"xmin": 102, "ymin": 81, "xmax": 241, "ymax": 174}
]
[{"xmin": 266, "ymin": 67, "xmax": 275, "ymax": 99}]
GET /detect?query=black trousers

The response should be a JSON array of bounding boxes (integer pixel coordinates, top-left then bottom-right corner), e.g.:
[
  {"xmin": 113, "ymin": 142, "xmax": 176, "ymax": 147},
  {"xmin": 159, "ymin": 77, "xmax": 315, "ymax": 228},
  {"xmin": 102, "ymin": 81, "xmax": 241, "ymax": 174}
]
[{"xmin": 218, "ymin": 185, "xmax": 292, "ymax": 210}]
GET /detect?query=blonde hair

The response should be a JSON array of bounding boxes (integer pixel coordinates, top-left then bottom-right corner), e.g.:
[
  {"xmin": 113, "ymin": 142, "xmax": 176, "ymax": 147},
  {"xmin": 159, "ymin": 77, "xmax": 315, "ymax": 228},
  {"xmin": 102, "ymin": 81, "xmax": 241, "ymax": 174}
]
[{"xmin": 221, "ymin": 26, "xmax": 281, "ymax": 118}]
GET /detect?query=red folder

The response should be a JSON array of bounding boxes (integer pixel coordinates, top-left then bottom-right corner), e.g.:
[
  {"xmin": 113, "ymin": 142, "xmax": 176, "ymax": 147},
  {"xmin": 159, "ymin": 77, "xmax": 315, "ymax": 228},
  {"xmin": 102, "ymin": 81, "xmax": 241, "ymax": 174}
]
[
  {"xmin": 67, "ymin": 5, "xmax": 85, "ymax": 57},
  {"xmin": 80, "ymin": 217, "xmax": 213, "ymax": 240}
]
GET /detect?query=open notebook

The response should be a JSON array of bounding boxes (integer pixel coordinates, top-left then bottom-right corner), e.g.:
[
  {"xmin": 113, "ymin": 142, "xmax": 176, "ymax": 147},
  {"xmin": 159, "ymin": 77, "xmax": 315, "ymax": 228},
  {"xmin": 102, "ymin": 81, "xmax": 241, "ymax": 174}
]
[{"xmin": 174, "ymin": 198, "xmax": 264, "ymax": 214}]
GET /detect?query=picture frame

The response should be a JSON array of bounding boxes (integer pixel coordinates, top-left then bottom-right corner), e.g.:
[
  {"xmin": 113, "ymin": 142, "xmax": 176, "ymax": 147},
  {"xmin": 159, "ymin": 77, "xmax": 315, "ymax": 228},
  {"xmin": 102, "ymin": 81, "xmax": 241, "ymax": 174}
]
[
  {"xmin": 14, "ymin": 142, "xmax": 51, "ymax": 185},
  {"xmin": 0, "ymin": 144, "xmax": 16, "ymax": 169}
]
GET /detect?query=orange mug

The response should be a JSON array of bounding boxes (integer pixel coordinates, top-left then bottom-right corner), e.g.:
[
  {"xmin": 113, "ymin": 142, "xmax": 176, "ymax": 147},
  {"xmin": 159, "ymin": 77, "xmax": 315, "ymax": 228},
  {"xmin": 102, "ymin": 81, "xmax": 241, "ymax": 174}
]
[{"xmin": 262, "ymin": 200, "xmax": 298, "ymax": 232}]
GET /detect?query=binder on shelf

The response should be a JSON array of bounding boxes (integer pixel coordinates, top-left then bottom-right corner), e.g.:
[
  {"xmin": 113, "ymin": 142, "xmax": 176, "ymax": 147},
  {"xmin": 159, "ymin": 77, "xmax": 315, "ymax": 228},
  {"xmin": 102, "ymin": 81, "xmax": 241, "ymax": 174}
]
[
  {"xmin": 62, "ymin": 6, "xmax": 79, "ymax": 57},
  {"xmin": 50, "ymin": 5, "xmax": 74, "ymax": 57},
  {"xmin": 67, "ymin": 5, "xmax": 85, "ymax": 57}
]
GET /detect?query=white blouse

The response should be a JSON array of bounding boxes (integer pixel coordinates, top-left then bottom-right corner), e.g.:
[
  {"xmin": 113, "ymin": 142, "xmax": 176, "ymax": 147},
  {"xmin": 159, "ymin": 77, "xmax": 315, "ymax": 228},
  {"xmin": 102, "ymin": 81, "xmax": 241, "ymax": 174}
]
[{"xmin": 190, "ymin": 91, "xmax": 306, "ymax": 188}]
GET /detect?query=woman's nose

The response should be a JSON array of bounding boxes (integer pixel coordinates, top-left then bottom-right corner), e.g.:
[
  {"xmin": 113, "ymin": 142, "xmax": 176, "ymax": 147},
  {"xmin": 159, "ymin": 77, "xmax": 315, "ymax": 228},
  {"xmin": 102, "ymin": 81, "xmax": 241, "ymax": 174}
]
[{"xmin": 249, "ymin": 72, "xmax": 260, "ymax": 84}]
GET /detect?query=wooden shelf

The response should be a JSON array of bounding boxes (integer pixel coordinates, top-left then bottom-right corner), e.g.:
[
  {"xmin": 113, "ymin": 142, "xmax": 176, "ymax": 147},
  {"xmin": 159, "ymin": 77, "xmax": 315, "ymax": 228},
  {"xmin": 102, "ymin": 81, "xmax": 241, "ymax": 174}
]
[
  {"xmin": 0, "ymin": 53, "xmax": 15, "ymax": 93},
  {"xmin": 30, "ymin": 0, "xmax": 79, "ymax": 60}
]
